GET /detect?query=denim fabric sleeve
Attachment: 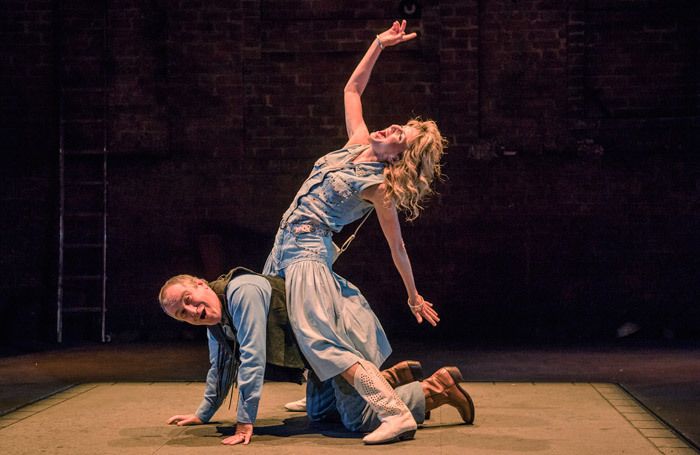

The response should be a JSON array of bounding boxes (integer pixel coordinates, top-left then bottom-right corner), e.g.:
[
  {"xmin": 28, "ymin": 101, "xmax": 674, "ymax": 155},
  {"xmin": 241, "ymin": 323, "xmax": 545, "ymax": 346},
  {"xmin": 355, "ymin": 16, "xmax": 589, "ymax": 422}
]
[
  {"xmin": 227, "ymin": 275, "xmax": 271, "ymax": 424},
  {"xmin": 194, "ymin": 329, "xmax": 228, "ymax": 422}
]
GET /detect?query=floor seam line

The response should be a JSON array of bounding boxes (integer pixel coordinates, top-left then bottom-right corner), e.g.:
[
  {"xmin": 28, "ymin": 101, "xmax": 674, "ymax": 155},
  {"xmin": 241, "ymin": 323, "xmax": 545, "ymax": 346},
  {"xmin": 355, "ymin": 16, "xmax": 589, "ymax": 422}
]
[{"xmin": 591, "ymin": 383, "xmax": 696, "ymax": 454}]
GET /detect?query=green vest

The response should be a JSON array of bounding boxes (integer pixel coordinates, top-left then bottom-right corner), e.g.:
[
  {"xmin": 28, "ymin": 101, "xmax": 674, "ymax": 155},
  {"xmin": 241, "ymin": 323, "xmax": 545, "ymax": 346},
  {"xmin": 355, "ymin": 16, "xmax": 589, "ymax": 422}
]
[{"xmin": 207, "ymin": 267, "xmax": 306, "ymax": 370}]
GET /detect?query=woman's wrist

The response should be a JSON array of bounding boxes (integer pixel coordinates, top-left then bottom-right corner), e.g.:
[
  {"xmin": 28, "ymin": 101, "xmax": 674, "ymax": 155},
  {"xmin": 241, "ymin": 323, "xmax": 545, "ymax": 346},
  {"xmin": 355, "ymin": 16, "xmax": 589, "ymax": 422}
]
[
  {"xmin": 375, "ymin": 34, "xmax": 385, "ymax": 50},
  {"xmin": 407, "ymin": 295, "xmax": 423, "ymax": 310}
]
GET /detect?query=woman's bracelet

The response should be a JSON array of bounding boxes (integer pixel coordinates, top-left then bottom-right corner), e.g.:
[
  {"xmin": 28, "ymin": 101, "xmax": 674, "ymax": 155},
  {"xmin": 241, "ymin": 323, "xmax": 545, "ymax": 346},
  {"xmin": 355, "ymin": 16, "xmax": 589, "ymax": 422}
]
[
  {"xmin": 376, "ymin": 35, "xmax": 385, "ymax": 50},
  {"xmin": 407, "ymin": 296, "xmax": 423, "ymax": 311}
]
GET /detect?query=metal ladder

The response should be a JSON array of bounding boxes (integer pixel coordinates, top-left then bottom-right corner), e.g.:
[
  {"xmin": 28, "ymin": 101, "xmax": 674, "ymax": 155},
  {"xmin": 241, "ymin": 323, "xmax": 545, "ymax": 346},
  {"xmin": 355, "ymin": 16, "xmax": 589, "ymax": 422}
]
[{"xmin": 57, "ymin": 1, "xmax": 109, "ymax": 343}]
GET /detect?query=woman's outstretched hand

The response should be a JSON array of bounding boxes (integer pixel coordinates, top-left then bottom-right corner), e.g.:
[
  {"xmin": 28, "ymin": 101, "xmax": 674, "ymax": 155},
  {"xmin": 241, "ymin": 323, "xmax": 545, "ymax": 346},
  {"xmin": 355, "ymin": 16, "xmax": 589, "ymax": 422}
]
[
  {"xmin": 378, "ymin": 20, "xmax": 417, "ymax": 47},
  {"xmin": 409, "ymin": 295, "xmax": 440, "ymax": 326}
]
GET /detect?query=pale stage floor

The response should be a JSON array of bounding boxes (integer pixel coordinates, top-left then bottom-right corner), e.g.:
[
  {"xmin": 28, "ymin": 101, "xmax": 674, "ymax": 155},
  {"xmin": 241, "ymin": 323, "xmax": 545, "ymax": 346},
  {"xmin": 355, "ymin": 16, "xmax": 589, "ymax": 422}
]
[
  {"xmin": 1, "ymin": 381, "xmax": 696, "ymax": 455},
  {"xmin": 0, "ymin": 341, "xmax": 699, "ymax": 454}
]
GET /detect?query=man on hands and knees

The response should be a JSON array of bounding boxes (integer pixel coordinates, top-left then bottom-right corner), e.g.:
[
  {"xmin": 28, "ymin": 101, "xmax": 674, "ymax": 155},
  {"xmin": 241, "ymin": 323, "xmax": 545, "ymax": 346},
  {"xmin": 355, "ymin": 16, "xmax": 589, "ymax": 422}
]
[
  {"xmin": 158, "ymin": 268, "xmax": 475, "ymax": 445},
  {"xmin": 159, "ymin": 268, "xmax": 306, "ymax": 446}
]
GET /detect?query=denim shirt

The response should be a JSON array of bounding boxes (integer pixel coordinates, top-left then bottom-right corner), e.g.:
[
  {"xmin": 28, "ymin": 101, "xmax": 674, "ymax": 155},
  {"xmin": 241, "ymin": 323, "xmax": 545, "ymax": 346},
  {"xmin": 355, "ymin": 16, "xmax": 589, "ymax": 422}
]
[
  {"xmin": 195, "ymin": 274, "xmax": 272, "ymax": 424},
  {"xmin": 282, "ymin": 144, "xmax": 386, "ymax": 231},
  {"xmin": 266, "ymin": 145, "xmax": 386, "ymax": 272}
]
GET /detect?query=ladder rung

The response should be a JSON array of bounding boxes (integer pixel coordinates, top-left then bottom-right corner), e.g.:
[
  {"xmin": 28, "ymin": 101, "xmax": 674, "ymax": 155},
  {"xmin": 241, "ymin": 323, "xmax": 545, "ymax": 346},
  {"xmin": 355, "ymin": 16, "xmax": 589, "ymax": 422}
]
[
  {"xmin": 60, "ymin": 119, "xmax": 105, "ymax": 126},
  {"xmin": 64, "ymin": 243, "xmax": 103, "ymax": 249},
  {"xmin": 63, "ymin": 149, "xmax": 106, "ymax": 156},
  {"xmin": 61, "ymin": 86, "xmax": 106, "ymax": 92},
  {"xmin": 64, "ymin": 212, "xmax": 103, "ymax": 217},
  {"xmin": 63, "ymin": 275, "xmax": 103, "ymax": 281},
  {"xmin": 66, "ymin": 180, "xmax": 104, "ymax": 186},
  {"xmin": 62, "ymin": 307, "xmax": 104, "ymax": 313}
]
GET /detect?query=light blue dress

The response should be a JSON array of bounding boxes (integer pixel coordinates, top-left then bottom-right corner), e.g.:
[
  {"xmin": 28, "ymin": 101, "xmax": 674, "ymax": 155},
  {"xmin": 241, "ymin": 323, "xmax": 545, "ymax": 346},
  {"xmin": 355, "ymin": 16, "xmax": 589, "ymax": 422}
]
[{"xmin": 263, "ymin": 144, "xmax": 392, "ymax": 382}]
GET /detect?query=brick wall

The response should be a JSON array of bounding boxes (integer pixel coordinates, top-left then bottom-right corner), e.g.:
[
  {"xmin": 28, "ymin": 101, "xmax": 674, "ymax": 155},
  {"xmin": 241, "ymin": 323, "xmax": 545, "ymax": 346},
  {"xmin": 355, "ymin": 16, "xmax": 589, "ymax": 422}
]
[
  {"xmin": 1, "ymin": 0, "xmax": 698, "ymax": 344},
  {"xmin": 0, "ymin": 0, "xmax": 57, "ymax": 341},
  {"xmin": 582, "ymin": 0, "xmax": 699, "ymax": 151},
  {"xmin": 479, "ymin": 0, "xmax": 569, "ymax": 152}
]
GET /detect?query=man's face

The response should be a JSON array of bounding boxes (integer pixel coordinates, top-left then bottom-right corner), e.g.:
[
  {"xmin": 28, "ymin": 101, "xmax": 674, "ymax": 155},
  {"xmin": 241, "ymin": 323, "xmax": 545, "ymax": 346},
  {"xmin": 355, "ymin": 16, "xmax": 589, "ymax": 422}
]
[{"xmin": 162, "ymin": 281, "xmax": 222, "ymax": 325}]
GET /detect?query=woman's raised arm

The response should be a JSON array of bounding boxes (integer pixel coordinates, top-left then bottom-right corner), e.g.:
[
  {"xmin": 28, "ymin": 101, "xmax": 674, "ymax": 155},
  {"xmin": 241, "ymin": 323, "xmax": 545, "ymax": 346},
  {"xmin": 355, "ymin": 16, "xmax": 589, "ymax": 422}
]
[{"xmin": 343, "ymin": 21, "xmax": 417, "ymax": 146}]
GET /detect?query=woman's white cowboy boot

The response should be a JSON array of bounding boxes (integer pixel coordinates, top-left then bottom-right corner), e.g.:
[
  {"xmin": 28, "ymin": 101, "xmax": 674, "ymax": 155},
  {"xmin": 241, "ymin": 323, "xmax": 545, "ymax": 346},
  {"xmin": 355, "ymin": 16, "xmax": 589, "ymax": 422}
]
[
  {"xmin": 283, "ymin": 362, "xmax": 419, "ymax": 414},
  {"xmin": 353, "ymin": 360, "xmax": 417, "ymax": 444}
]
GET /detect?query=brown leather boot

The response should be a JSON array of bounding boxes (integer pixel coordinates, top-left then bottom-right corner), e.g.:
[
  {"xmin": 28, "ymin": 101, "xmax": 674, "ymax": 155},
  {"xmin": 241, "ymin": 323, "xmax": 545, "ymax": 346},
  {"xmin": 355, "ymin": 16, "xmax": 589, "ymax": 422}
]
[
  {"xmin": 381, "ymin": 360, "xmax": 424, "ymax": 388},
  {"xmin": 421, "ymin": 366, "xmax": 475, "ymax": 424}
]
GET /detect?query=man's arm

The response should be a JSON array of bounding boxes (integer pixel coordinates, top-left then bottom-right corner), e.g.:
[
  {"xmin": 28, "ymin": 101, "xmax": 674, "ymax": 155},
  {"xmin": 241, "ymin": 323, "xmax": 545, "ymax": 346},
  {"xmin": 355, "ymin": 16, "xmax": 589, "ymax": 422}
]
[
  {"xmin": 167, "ymin": 328, "xmax": 226, "ymax": 426},
  {"xmin": 220, "ymin": 276, "xmax": 271, "ymax": 446},
  {"xmin": 194, "ymin": 329, "xmax": 231, "ymax": 422}
]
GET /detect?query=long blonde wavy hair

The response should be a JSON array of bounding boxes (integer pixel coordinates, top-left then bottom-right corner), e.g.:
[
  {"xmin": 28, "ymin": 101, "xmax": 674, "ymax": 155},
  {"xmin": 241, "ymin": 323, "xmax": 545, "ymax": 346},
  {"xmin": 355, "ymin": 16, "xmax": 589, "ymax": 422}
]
[{"xmin": 383, "ymin": 118, "xmax": 446, "ymax": 221}]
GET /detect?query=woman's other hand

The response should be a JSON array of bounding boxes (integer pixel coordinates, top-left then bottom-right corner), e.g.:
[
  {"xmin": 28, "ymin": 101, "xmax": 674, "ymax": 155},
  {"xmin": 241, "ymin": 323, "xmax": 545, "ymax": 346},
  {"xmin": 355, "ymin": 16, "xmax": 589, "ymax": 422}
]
[
  {"xmin": 378, "ymin": 20, "xmax": 417, "ymax": 47},
  {"xmin": 409, "ymin": 295, "xmax": 440, "ymax": 326}
]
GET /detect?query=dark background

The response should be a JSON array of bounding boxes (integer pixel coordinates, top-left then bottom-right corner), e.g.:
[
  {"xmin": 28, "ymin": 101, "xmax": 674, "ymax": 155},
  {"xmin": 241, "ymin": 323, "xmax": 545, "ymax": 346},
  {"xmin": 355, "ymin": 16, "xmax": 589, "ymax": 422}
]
[{"xmin": 1, "ymin": 0, "xmax": 699, "ymax": 347}]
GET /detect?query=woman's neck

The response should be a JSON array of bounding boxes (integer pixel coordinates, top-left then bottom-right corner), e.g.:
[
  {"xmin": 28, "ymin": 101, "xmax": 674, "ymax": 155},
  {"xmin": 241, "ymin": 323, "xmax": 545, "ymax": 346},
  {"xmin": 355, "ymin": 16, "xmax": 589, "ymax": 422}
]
[{"xmin": 352, "ymin": 144, "xmax": 388, "ymax": 163}]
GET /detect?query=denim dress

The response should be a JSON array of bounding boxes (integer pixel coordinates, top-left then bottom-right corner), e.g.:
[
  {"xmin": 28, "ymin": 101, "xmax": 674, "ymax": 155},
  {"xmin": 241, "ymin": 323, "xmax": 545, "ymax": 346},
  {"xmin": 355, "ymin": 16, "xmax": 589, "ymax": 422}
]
[{"xmin": 263, "ymin": 144, "xmax": 392, "ymax": 381}]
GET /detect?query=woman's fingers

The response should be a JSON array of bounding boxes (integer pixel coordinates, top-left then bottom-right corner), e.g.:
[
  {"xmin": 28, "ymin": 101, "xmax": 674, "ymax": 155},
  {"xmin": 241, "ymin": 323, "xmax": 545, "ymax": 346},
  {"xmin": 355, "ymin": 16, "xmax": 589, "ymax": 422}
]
[
  {"xmin": 382, "ymin": 20, "xmax": 417, "ymax": 46},
  {"xmin": 428, "ymin": 309, "xmax": 440, "ymax": 321},
  {"xmin": 413, "ymin": 302, "xmax": 439, "ymax": 326},
  {"xmin": 423, "ymin": 303, "xmax": 439, "ymax": 322}
]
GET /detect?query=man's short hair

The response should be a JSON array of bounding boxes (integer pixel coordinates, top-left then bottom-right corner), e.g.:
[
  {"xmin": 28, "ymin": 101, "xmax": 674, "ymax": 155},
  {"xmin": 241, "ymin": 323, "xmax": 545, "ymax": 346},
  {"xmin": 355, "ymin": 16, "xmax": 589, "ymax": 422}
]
[{"xmin": 158, "ymin": 274, "xmax": 203, "ymax": 312}]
